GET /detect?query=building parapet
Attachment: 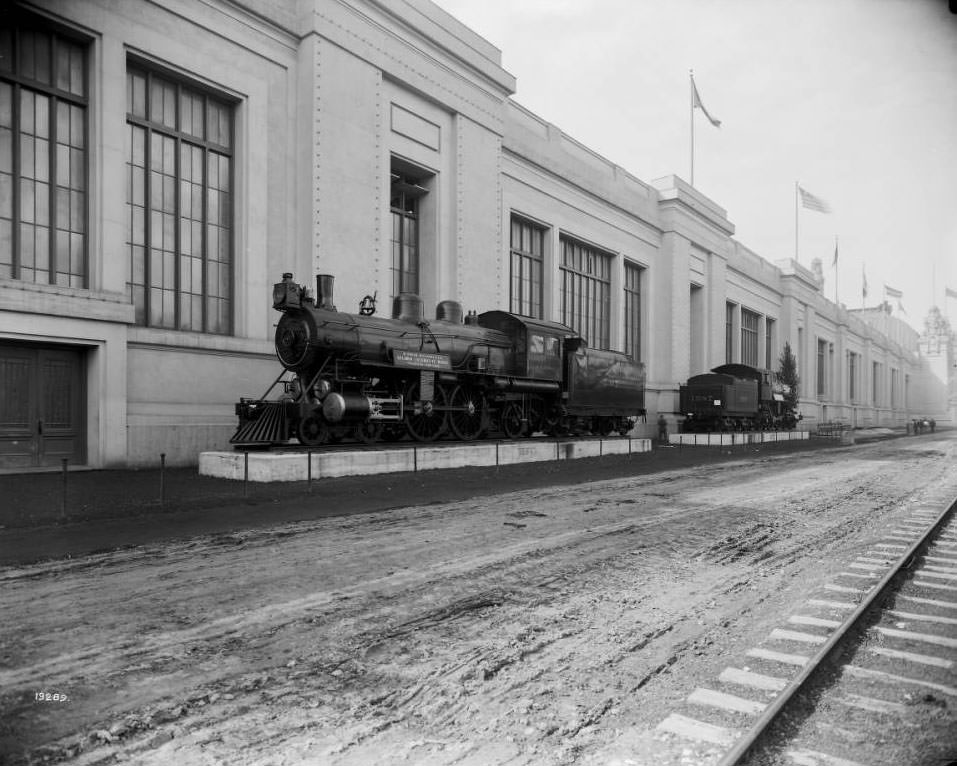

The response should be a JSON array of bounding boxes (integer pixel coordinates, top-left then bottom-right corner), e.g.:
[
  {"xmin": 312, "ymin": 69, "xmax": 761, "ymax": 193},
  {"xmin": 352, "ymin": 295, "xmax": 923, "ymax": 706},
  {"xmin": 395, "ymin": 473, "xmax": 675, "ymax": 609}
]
[
  {"xmin": 504, "ymin": 101, "xmax": 658, "ymax": 223},
  {"xmin": 651, "ymin": 175, "xmax": 735, "ymax": 237}
]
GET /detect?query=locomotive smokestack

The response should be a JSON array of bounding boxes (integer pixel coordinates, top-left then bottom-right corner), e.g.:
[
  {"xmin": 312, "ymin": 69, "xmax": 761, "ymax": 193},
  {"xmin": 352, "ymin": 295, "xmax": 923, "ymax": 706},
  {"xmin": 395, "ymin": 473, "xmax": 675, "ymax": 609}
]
[{"xmin": 316, "ymin": 274, "xmax": 336, "ymax": 311}]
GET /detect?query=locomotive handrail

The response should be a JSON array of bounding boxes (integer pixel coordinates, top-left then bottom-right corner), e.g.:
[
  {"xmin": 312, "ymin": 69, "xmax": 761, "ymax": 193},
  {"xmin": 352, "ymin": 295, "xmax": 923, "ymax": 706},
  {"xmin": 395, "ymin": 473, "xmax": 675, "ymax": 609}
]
[{"xmin": 257, "ymin": 369, "xmax": 293, "ymax": 402}]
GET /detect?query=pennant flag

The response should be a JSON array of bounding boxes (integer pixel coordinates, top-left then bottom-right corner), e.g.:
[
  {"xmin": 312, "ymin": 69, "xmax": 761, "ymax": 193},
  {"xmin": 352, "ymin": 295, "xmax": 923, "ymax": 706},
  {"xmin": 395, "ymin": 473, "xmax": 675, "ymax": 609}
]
[
  {"xmin": 798, "ymin": 186, "xmax": 832, "ymax": 214},
  {"xmin": 862, "ymin": 265, "xmax": 868, "ymax": 300},
  {"xmin": 692, "ymin": 77, "xmax": 721, "ymax": 128},
  {"xmin": 832, "ymin": 239, "xmax": 838, "ymax": 268},
  {"xmin": 946, "ymin": 286, "xmax": 957, "ymax": 299}
]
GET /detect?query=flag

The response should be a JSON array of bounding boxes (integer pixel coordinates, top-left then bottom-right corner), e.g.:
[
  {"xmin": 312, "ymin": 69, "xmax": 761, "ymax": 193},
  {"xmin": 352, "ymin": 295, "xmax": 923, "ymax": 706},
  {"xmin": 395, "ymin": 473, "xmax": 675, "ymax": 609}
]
[
  {"xmin": 691, "ymin": 76, "xmax": 721, "ymax": 128},
  {"xmin": 884, "ymin": 285, "xmax": 905, "ymax": 315},
  {"xmin": 862, "ymin": 266, "xmax": 868, "ymax": 300},
  {"xmin": 946, "ymin": 286, "xmax": 957, "ymax": 299},
  {"xmin": 832, "ymin": 239, "xmax": 838, "ymax": 268},
  {"xmin": 798, "ymin": 186, "xmax": 832, "ymax": 214}
]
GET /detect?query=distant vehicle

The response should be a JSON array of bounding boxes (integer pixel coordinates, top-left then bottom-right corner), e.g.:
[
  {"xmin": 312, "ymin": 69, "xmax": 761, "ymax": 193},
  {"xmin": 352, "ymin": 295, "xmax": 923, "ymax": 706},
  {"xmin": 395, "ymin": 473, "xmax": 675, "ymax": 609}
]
[
  {"xmin": 231, "ymin": 273, "xmax": 646, "ymax": 447},
  {"xmin": 678, "ymin": 363, "xmax": 798, "ymax": 432}
]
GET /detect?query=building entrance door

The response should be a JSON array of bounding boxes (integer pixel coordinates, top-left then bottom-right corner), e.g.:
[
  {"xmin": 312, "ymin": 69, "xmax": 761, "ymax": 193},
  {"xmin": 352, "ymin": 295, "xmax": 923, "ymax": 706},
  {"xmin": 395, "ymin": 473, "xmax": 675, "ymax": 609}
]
[{"xmin": 0, "ymin": 344, "xmax": 86, "ymax": 469}]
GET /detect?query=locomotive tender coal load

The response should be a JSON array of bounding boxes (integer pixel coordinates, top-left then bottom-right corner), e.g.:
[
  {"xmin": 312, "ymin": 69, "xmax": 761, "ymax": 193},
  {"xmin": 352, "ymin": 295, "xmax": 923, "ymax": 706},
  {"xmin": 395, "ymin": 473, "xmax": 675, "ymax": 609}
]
[
  {"xmin": 231, "ymin": 273, "xmax": 646, "ymax": 447},
  {"xmin": 678, "ymin": 363, "xmax": 798, "ymax": 433}
]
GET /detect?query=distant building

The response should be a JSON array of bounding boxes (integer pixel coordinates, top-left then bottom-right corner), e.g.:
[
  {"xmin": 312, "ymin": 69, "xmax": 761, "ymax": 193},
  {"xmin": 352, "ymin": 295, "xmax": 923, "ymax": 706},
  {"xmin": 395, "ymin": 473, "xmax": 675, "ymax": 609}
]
[
  {"xmin": 915, "ymin": 307, "xmax": 956, "ymax": 424},
  {"xmin": 0, "ymin": 0, "xmax": 941, "ymax": 469}
]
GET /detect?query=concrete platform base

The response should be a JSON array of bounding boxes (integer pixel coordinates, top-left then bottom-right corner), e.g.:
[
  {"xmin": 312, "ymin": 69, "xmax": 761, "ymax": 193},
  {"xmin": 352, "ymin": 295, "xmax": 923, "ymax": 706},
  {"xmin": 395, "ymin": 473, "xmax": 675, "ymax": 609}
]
[
  {"xmin": 199, "ymin": 437, "xmax": 653, "ymax": 483},
  {"xmin": 668, "ymin": 430, "xmax": 809, "ymax": 447}
]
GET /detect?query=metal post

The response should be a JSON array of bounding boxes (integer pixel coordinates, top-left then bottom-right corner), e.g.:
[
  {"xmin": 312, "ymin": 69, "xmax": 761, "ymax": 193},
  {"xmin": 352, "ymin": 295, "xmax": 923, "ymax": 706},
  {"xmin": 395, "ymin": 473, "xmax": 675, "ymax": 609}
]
[
  {"xmin": 60, "ymin": 458, "xmax": 68, "ymax": 518},
  {"xmin": 243, "ymin": 451, "xmax": 249, "ymax": 498},
  {"xmin": 159, "ymin": 453, "xmax": 166, "ymax": 507},
  {"xmin": 307, "ymin": 450, "xmax": 312, "ymax": 494}
]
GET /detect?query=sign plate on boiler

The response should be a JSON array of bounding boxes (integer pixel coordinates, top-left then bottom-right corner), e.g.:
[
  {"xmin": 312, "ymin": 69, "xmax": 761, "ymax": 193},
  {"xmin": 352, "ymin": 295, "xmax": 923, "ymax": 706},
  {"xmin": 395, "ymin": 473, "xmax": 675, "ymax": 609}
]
[{"xmin": 392, "ymin": 349, "xmax": 452, "ymax": 371}]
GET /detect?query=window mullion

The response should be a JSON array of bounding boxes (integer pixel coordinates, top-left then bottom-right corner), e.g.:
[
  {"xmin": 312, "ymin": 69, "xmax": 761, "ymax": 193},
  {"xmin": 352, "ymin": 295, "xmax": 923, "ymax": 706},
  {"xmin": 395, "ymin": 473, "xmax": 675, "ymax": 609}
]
[
  {"xmin": 173, "ymin": 83, "xmax": 181, "ymax": 330},
  {"xmin": 48, "ymin": 93, "xmax": 57, "ymax": 283},
  {"xmin": 201, "ymin": 144, "xmax": 209, "ymax": 333},
  {"xmin": 11, "ymin": 81, "xmax": 21, "ymax": 279},
  {"xmin": 143, "ymin": 124, "xmax": 152, "ymax": 324}
]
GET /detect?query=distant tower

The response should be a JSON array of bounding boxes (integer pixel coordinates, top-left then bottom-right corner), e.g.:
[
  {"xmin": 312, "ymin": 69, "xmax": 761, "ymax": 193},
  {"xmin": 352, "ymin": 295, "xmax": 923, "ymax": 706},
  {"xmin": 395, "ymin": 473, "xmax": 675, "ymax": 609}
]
[{"xmin": 917, "ymin": 306, "xmax": 956, "ymax": 424}]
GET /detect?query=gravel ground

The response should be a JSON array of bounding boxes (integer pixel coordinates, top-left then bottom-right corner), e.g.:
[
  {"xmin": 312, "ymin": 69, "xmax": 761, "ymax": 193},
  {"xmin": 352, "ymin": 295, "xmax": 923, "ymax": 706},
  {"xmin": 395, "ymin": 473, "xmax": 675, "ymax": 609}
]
[{"xmin": 1, "ymin": 431, "xmax": 954, "ymax": 765}]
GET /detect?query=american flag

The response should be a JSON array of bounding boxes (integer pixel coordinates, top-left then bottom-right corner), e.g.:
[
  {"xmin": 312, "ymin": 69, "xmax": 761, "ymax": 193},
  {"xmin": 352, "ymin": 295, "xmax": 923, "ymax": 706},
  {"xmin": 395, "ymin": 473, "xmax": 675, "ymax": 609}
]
[{"xmin": 798, "ymin": 186, "xmax": 831, "ymax": 214}]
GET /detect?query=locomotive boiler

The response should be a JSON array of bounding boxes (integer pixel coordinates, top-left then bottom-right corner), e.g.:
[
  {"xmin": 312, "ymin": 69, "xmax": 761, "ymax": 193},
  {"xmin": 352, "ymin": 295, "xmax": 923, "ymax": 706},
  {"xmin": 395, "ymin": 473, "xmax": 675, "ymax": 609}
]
[
  {"xmin": 231, "ymin": 273, "xmax": 646, "ymax": 447},
  {"xmin": 678, "ymin": 363, "xmax": 797, "ymax": 433}
]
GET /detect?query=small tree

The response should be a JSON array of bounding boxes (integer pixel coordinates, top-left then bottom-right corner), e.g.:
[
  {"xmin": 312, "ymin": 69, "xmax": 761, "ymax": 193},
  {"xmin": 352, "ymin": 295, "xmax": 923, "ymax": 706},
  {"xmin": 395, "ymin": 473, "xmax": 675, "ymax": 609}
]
[{"xmin": 778, "ymin": 341, "xmax": 800, "ymax": 411}]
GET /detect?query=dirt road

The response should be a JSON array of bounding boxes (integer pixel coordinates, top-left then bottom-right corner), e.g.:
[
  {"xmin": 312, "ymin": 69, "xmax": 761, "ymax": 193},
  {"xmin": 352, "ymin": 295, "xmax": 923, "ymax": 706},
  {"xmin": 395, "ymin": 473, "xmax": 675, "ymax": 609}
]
[{"xmin": 2, "ymin": 434, "xmax": 954, "ymax": 765}]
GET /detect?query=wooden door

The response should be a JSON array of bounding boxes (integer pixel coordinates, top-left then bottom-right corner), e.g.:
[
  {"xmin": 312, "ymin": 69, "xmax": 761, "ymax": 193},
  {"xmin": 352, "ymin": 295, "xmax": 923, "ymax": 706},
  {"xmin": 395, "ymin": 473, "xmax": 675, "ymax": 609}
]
[{"xmin": 0, "ymin": 344, "xmax": 85, "ymax": 469}]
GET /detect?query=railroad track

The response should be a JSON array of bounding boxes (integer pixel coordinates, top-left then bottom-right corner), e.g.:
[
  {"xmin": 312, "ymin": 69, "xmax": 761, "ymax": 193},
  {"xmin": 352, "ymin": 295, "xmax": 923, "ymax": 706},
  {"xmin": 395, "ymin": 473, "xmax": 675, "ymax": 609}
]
[{"xmin": 653, "ymin": 479, "xmax": 957, "ymax": 766}]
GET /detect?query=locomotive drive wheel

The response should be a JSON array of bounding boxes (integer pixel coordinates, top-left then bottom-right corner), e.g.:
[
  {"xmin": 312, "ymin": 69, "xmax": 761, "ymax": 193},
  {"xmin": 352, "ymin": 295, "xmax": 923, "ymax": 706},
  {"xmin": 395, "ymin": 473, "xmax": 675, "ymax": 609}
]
[
  {"xmin": 298, "ymin": 414, "xmax": 331, "ymax": 446},
  {"xmin": 500, "ymin": 402, "xmax": 525, "ymax": 439},
  {"xmin": 404, "ymin": 382, "xmax": 448, "ymax": 442},
  {"xmin": 524, "ymin": 396, "xmax": 546, "ymax": 438},
  {"xmin": 447, "ymin": 385, "xmax": 486, "ymax": 441}
]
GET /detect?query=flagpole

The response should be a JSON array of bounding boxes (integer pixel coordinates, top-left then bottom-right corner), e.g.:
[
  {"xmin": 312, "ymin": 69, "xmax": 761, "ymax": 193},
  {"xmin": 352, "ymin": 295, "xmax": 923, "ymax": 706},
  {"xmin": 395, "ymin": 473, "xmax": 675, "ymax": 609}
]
[
  {"xmin": 834, "ymin": 236, "xmax": 838, "ymax": 304},
  {"xmin": 794, "ymin": 182, "xmax": 799, "ymax": 263},
  {"xmin": 690, "ymin": 69, "xmax": 695, "ymax": 186}
]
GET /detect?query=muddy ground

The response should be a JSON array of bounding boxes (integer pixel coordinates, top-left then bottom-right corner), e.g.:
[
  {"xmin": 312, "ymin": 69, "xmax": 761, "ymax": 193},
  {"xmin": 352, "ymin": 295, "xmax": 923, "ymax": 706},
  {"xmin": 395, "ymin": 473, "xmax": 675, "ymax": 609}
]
[{"xmin": 1, "ymin": 433, "xmax": 955, "ymax": 765}]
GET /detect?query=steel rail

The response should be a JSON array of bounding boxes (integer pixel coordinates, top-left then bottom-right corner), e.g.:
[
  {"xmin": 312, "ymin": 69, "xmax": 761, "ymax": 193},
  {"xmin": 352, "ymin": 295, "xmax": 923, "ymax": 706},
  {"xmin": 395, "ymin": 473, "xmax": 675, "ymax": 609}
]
[{"xmin": 717, "ymin": 491, "xmax": 957, "ymax": 766}]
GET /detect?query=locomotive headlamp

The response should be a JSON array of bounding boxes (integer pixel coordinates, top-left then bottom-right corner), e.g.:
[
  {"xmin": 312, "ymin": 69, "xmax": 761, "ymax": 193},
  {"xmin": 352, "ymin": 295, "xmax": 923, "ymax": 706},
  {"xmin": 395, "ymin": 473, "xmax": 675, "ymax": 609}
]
[{"xmin": 273, "ymin": 273, "xmax": 302, "ymax": 309}]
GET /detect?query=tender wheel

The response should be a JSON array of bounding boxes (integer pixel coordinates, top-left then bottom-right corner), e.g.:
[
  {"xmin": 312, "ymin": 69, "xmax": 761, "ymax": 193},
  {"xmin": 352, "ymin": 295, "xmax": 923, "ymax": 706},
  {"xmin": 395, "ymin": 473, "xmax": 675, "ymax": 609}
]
[
  {"xmin": 542, "ymin": 408, "xmax": 562, "ymax": 436},
  {"xmin": 353, "ymin": 421, "xmax": 382, "ymax": 444},
  {"xmin": 298, "ymin": 414, "xmax": 331, "ymax": 446},
  {"xmin": 404, "ymin": 382, "xmax": 448, "ymax": 442},
  {"xmin": 500, "ymin": 402, "xmax": 525, "ymax": 439},
  {"xmin": 448, "ymin": 385, "xmax": 486, "ymax": 441},
  {"xmin": 595, "ymin": 417, "xmax": 614, "ymax": 437}
]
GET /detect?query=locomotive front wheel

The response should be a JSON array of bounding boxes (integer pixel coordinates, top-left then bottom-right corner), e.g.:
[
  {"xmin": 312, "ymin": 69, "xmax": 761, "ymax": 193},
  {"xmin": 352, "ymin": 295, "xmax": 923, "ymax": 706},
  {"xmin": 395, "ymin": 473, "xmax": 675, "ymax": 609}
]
[
  {"xmin": 448, "ymin": 385, "xmax": 486, "ymax": 441},
  {"xmin": 298, "ymin": 414, "xmax": 331, "ymax": 446},
  {"xmin": 501, "ymin": 402, "xmax": 525, "ymax": 439},
  {"xmin": 353, "ymin": 422, "xmax": 382, "ymax": 444}
]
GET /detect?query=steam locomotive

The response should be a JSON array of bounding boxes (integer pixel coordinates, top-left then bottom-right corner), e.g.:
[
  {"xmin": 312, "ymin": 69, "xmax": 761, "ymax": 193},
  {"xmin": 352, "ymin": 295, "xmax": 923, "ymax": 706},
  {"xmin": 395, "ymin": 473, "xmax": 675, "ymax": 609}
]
[
  {"xmin": 678, "ymin": 363, "xmax": 798, "ymax": 433},
  {"xmin": 231, "ymin": 273, "xmax": 646, "ymax": 447}
]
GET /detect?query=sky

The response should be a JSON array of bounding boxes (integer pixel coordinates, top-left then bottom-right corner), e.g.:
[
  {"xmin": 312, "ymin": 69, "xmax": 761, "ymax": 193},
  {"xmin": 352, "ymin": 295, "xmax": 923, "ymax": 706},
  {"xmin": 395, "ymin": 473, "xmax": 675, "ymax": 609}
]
[{"xmin": 433, "ymin": 0, "xmax": 957, "ymax": 333}]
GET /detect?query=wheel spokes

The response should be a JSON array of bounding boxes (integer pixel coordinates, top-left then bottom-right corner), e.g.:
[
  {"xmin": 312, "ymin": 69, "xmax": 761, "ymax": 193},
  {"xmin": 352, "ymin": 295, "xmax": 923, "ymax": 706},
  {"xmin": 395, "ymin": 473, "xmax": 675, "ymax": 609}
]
[
  {"xmin": 404, "ymin": 382, "xmax": 448, "ymax": 442},
  {"xmin": 298, "ymin": 414, "xmax": 331, "ymax": 446},
  {"xmin": 448, "ymin": 385, "xmax": 485, "ymax": 441},
  {"xmin": 501, "ymin": 402, "xmax": 525, "ymax": 439}
]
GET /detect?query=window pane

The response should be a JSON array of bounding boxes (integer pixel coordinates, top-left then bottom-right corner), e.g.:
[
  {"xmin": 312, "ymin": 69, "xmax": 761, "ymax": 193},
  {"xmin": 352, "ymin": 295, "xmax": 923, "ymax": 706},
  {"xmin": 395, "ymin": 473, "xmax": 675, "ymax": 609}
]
[
  {"xmin": 559, "ymin": 236, "xmax": 612, "ymax": 349},
  {"xmin": 128, "ymin": 65, "xmax": 233, "ymax": 333}
]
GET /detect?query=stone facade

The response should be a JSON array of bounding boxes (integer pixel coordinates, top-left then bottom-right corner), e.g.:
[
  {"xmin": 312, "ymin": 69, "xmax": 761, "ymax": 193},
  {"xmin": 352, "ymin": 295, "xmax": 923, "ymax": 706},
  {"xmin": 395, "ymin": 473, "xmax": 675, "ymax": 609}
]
[{"xmin": 0, "ymin": 0, "xmax": 938, "ymax": 469}]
